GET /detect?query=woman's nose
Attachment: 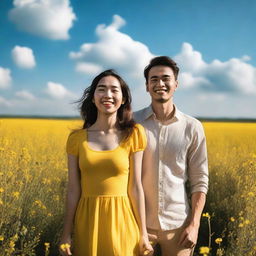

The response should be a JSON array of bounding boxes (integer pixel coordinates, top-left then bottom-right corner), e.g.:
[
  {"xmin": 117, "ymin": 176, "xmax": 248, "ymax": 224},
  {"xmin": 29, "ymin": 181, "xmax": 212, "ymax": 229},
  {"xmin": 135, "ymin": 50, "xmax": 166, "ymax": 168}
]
[{"xmin": 104, "ymin": 89, "xmax": 112, "ymax": 98}]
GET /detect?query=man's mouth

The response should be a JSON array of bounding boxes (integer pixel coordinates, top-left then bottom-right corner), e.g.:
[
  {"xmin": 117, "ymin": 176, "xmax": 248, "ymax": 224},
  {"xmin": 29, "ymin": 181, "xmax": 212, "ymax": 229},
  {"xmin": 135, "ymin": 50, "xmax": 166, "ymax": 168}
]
[{"xmin": 154, "ymin": 88, "xmax": 168, "ymax": 93}]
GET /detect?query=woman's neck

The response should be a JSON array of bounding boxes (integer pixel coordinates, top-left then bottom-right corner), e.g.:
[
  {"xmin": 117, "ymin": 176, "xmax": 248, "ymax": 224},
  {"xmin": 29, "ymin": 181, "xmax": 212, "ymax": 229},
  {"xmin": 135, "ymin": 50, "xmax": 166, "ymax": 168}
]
[{"xmin": 90, "ymin": 112, "xmax": 118, "ymax": 132}]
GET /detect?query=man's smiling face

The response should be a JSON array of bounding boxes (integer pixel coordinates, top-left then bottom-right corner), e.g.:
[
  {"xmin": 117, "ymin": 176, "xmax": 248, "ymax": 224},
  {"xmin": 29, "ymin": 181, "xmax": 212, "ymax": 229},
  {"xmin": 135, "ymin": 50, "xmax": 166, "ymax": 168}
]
[{"xmin": 146, "ymin": 65, "xmax": 178, "ymax": 103}]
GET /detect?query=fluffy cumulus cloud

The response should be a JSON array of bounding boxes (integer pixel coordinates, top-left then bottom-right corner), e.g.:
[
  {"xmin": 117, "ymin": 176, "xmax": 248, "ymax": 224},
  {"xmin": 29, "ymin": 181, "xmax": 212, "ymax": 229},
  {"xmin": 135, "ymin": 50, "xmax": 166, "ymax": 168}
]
[
  {"xmin": 12, "ymin": 46, "xmax": 36, "ymax": 69},
  {"xmin": 174, "ymin": 42, "xmax": 256, "ymax": 94},
  {"xmin": 69, "ymin": 15, "xmax": 154, "ymax": 82},
  {"xmin": 45, "ymin": 81, "xmax": 75, "ymax": 99},
  {"xmin": 0, "ymin": 67, "xmax": 12, "ymax": 89},
  {"xmin": 15, "ymin": 90, "xmax": 36, "ymax": 100},
  {"xmin": 8, "ymin": 0, "xmax": 76, "ymax": 40}
]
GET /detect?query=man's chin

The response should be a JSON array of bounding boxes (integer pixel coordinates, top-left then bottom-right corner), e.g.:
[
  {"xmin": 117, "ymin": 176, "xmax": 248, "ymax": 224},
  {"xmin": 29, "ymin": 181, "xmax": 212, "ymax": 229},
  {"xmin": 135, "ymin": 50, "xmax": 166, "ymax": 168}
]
[{"xmin": 155, "ymin": 98, "xmax": 170, "ymax": 103}]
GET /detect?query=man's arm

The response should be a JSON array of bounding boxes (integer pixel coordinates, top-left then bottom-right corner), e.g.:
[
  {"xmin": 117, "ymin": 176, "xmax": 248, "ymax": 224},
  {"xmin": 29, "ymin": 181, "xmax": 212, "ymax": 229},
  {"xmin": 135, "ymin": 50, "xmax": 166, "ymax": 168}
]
[{"xmin": 178, "ymin": 191, "xmax": 206, "ymax": 248}]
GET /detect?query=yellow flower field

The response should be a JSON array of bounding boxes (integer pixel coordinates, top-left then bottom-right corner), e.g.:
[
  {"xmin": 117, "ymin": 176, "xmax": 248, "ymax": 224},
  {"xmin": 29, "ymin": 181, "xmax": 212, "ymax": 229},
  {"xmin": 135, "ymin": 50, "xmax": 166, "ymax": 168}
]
[{"xmin": 0, "ymin": 119, "xmax": 255, "ymax": 255}]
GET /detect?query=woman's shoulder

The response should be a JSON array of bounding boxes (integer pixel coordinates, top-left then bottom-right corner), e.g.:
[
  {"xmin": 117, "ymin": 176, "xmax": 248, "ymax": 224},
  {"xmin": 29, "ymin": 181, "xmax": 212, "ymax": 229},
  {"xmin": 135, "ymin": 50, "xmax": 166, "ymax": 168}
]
[
  {"xmin": 133, "ymin": 123, "xmax": 146, "ymax": 134},
  {"xmin": 68, "ymin": 128, "xmax": 85, "ymax": 140}
]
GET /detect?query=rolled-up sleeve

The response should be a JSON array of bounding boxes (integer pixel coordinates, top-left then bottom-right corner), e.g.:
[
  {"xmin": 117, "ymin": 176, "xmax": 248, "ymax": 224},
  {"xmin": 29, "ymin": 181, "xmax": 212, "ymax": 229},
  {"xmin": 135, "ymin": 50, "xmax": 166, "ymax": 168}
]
[{"xmin": 187, "ymin": 121, "xmax": 209, "ymax": 194}]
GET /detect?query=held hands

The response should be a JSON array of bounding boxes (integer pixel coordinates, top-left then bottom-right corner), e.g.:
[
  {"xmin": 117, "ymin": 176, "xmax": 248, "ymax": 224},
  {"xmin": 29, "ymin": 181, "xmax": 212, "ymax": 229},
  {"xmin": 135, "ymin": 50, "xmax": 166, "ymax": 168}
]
[
  {"xmin": 178, "ymin": 223, "xmax": 199, "ymax": 249},
  {"xmin": 140, "ymin": 235, "xmax": 154, "ymax": 256}
]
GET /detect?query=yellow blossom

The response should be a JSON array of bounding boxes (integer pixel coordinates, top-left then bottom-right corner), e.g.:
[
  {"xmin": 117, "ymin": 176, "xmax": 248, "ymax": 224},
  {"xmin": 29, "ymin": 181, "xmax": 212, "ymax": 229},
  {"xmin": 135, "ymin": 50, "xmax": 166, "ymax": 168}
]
[
  {"xmin": 44, "ymin": 242, "xmax": 50, "ymax": 249},
  {"xmin": 199, "ymin": 246, "xmax": 210, "ymax": 255},
  {"xmin": 0, "ymin": 235, "xmax": 4, "ymax": 241},
  {"xmin": 9, "ymin": 240, "xmax": 15, "ymax": 248},
  {"xmin": 202, "ymin": 212, "xmax": 210, "ymax": 218},
  {"xmin": 245, "ymin": 219, "xmax": 250, "ymax": 225},
  {"xmin": 12, "ymin": 191, "xmax": 20, "ymax": 198},
  {"xmin": 60, "ymin": 243, "xmax": 71, "ymax": 251},
  {"xmin": 238, "ymin": 223, "xmax": 244, "ymax": 228},
  {"xmin": 248, "ymin": 192, "xmax": 254, "ymax": 197},
  {"xmin": 0, "ymin": 188, "xmax": 4, "ymax": 193},
  {"xmin": 230, "ymin": 217, "xmax": 235, "ymax": 222},
  {"xmin": 215, "ymin": 238, "xmax": 223, "ymax": 244}
]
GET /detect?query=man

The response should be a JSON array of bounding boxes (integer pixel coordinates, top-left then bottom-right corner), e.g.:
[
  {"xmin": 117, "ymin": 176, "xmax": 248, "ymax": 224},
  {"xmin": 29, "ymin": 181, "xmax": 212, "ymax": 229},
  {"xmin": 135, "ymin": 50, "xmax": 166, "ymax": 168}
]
[{"xmin": 134, "ymin": 56, "xmax": 209, "ymax": 256}]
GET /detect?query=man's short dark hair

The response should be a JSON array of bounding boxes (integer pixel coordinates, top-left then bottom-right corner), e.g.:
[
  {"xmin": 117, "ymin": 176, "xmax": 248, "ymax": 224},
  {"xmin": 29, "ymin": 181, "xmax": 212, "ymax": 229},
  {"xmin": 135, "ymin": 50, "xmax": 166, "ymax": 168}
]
[{"xmin": 144, "ymin": 56, "xmax": 179, "ymax": 83}]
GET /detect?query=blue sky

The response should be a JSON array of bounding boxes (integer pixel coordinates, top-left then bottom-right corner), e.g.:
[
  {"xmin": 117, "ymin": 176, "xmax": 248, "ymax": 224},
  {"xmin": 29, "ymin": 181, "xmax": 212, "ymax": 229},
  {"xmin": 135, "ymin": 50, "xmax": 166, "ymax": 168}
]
[{"xmin": 0, "ymin": 0, "xmax": 255, "ymax": 118}]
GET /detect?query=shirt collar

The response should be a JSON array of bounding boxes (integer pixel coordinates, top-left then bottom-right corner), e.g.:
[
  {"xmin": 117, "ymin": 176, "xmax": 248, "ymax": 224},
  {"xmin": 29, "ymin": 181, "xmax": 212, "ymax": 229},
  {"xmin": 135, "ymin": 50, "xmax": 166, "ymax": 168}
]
[{"xmin": 143, "ymin": 104, "xmax": 182, "ymax": 122}]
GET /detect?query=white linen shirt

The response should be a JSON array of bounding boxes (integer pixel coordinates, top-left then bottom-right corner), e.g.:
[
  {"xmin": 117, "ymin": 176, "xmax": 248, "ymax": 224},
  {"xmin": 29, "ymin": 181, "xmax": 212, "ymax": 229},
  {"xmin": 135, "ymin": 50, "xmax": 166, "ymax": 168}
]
[{"xmin": 134, "ymin": 105, "xmax": 209, "ymax": 231}]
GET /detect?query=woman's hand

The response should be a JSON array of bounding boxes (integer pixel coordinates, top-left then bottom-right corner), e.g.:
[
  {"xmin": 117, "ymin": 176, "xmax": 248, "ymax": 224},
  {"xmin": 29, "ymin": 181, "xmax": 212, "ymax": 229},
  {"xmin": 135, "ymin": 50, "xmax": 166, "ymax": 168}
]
[
  {"xmin": 59, "ymin": 236, "xmax": 72, "ymax": 256},
  {"xmin": 139, "ymin": 235, "xmax": 154, "ymax": 256}
]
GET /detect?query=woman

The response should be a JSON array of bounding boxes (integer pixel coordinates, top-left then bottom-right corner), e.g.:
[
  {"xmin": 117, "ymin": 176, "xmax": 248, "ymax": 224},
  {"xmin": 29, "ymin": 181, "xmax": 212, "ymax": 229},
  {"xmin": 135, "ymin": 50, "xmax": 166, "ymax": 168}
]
[{"xmin": 59, "ymin": 70, "xmax": 153, "ymax": 256}]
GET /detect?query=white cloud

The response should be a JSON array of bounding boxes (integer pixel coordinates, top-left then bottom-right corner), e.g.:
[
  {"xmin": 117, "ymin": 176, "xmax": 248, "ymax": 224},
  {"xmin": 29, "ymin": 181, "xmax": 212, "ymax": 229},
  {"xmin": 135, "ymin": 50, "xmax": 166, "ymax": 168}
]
[
  {"xmin": 0, "ymin": 96, "xmax": 13, "ymax": 107},
  {"xmin": 0, "ymin": 67, "xmax": 12, "ymax": 89},
  {"xmin": 0, "ymin": 96, "xmax": 78, "ymax": 116},
  {"xmin": 12, "ymin": 45, "xmax": 36, "ymax": 69},
  {"xmin": 45, "ymin": 81, "xmax": 75, "ymax": 99},
  {"xmin": 69, "ymin": 14, "xmax": 154, "ymax": 82},
  {"xmin": 15, "ymin": 90, "xmax": 36, "ymax": 100},
  {"xmin": 174, "ymin": 42, "xmax": 256, "ymax": 95},
  {"xmin": 75, "ymin": 62, "xmax": 103, "ymax": 75},
  {"xmin": 9, "ymin": 0, "xmax": 76, "ymax": 40}
]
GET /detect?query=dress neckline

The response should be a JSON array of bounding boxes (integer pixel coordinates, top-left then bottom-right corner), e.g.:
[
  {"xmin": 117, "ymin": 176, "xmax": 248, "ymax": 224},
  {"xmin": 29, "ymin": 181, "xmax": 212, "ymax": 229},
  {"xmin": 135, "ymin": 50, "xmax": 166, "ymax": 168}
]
[{"xmin": 84, "ymin": 129, "xmax": 125, "ymax": 153}]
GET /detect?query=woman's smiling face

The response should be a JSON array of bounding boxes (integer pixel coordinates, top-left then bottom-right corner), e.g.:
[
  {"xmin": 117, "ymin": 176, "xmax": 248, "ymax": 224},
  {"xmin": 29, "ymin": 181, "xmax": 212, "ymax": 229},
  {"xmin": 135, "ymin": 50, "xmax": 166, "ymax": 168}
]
[{"xmin": 93, "ymin": 75, "xmax": 123, "ymax": 115}]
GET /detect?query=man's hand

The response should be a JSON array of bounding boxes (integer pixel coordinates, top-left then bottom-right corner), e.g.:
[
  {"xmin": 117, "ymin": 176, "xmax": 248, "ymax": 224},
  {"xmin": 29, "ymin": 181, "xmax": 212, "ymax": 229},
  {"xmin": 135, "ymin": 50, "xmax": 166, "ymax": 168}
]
[{"xmin": 178, "ymin": 223, "xmax": 199, "ymax": 249}]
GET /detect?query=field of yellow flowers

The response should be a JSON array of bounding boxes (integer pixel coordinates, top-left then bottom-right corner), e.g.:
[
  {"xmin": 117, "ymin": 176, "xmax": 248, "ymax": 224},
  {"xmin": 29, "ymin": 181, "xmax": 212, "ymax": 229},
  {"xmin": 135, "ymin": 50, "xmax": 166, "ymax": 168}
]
[{"xmin": 0, "ymin": 118, "xmax": 255, "ymax": 255}]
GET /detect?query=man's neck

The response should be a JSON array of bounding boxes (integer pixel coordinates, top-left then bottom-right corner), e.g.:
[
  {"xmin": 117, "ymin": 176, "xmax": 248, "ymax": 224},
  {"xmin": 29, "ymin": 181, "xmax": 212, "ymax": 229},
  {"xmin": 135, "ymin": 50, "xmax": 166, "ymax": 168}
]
[{"xmin": 151, "ymin": 100, "xmax": 175, "ymax": 122}]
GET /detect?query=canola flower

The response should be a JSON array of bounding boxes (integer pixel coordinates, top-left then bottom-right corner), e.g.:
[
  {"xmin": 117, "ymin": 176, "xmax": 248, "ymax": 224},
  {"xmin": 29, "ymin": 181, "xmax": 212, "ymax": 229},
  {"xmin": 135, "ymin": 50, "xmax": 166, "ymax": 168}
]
[
  {"xmin": 60, "ymin": 243, "xmax": 71, "ymax": 251},
  {"xmin": 215, "ymin": 238, "xmax": 222, "ymax": 245},
  {"xmin": 44, "ymin": 242, "xmax": 50, "ymax": 250},
  {"xmin": 0, "ymin": 119, "xmax": 255, "ymax": 255},
  {"xmin": 202, "ymin": 212, "xmax": 211, "ymax": 219},
  {"xmin": 199, "ymin": 246, "xmax": 210, "ymax": 255}
]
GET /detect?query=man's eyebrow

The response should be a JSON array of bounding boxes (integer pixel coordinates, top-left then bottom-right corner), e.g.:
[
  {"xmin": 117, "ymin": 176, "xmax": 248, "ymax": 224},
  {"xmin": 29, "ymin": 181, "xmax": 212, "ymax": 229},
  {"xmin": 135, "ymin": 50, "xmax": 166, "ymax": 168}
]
[{"xmin": 150, "ymin": 75, "xmax": 171, "ymax": 79}]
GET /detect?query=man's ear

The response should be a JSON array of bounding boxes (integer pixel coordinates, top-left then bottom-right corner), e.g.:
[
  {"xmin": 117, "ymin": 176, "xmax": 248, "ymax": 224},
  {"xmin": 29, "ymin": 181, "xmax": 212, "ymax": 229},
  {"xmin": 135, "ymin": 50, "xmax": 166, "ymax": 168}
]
[
  {"xmin": 146, "ymin": 83, "xmax": 149, "ymax": 92},
  {"xmin": 175, "ymin": 80, "xmax": 178, "ymax": 91}
]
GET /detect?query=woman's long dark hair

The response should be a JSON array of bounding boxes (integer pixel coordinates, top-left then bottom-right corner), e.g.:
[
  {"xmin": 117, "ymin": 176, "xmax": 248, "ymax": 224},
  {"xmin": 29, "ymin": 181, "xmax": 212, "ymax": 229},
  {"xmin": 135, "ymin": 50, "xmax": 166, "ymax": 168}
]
[{"xmin": 77, "ymin": 69, "xmax": 135, "ymax": 138}]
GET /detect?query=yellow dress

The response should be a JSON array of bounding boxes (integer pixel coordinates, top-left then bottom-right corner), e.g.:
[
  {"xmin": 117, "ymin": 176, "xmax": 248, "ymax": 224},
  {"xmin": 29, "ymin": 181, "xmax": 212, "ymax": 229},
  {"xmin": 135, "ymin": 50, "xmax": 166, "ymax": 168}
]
[{"xmin": 66, "ymin": 124, "xmax": 146, "ymax": 256}]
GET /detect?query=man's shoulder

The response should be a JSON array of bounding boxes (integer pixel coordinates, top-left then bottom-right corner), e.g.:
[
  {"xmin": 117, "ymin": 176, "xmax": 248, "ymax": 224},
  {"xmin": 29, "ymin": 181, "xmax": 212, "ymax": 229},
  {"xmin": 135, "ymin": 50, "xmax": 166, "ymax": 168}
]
[
  {"xmin": 133, "ymin": 106, "xmax": 151, "ymax": 123},
  {"xmin": 177, "ymin": 110, "xmax": 203, "ymax": 128}
]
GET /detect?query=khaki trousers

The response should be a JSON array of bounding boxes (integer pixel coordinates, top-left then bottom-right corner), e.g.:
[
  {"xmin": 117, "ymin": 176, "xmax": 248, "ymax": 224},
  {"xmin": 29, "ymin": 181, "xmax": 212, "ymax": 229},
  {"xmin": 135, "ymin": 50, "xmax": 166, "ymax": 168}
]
[{"xmin": 147, "ymin": 227, "xmax": 194, "ymax": 256}]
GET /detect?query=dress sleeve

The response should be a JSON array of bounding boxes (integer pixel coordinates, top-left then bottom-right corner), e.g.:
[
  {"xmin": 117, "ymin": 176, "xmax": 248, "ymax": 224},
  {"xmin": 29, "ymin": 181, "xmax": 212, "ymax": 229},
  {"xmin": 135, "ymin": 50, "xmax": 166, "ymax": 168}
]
[
  {"xmin": 130, "ymin": 124, "xmax": 147, "ymax": 153},
  {"xmin": 66, "ymin": 131, "xmax": 79, "ymax": 156}
]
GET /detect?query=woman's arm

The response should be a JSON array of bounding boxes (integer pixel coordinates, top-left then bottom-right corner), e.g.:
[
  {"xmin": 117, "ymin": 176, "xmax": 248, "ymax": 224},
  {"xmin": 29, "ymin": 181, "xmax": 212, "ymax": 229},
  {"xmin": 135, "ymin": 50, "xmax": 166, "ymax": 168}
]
[
  {"xmin": 59, "ymin": 154, "xmax": 81, "ymax": 256},
  {"xmin": 128, "ymin": 151, "xmax": 153, "ymax": 255}
]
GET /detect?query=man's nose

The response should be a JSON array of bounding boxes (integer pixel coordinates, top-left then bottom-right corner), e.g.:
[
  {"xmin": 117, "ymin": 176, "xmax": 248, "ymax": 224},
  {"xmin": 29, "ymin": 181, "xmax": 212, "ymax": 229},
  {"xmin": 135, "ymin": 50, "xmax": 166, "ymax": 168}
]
[{"xmin": 159, "ymin": 79, "xmax": 165, "ymax": 86}]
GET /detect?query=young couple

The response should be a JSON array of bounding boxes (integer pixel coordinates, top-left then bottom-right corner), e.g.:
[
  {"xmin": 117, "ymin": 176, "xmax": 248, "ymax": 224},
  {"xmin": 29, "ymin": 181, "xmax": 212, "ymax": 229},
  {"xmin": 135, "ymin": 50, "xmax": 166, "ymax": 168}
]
[{"xmin": 59, "ymin": 56, "xmax": 209, "ymax": 256}]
